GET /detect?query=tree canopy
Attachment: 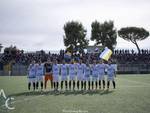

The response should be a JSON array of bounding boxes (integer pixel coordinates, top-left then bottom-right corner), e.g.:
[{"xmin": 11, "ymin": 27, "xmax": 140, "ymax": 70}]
[
  {"xmin": 118, "ymin": 27, "xmax": 149, "ymax": 53},
  {"xmin": 63, "ymin": 21, "xmax": 89, "ymax": 53},
  {"xmin": 91, "ymin": 20, "xmax": 117, "ymax": 51}
]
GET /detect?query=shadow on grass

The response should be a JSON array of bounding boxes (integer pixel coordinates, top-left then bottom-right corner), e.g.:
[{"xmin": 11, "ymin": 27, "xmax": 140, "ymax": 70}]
[{"xmin": 8, "ymin": 89, "xmax": 114, "ymax": 97}]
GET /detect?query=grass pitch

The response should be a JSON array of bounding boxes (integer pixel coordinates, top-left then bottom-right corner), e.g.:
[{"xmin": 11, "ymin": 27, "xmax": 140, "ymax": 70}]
[{"xmin": 0, "ymin": 74, "xmax": 150, "ymax": 113}]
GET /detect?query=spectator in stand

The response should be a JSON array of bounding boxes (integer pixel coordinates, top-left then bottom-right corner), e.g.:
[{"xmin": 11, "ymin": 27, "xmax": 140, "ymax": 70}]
[{"xmin": 0, "ymin": 49, "xmax": 150, "ymax": 66}]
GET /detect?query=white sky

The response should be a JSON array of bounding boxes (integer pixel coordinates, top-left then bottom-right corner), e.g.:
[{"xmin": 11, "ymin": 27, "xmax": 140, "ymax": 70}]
[{"xmin": 0, "ymin": 0, "xmax": 150, "ymax": 52}]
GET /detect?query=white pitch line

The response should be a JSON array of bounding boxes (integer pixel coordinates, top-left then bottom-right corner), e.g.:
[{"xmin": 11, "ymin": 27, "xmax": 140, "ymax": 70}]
[{"xmin": 118, "ymin": 77, "xmax": 150, "ymax": 86}]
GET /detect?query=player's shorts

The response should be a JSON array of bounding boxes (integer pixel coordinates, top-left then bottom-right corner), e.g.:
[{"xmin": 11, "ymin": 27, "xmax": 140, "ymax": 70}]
[
  {"xmin": 107, "ymin": 76, "xmax": 114, "ymax": 81},
  {"xmin": 84, "ymin": 76, "xmax": 90, "ymax": 81},
  {"xmin": 61, "ymin": 76, "xmax": 68, "ymax": 81},
  {"xmin": 77, "ymin": 75, "xmax": 84, "ymax": 81},
  {"xmin": 98, "ymin": 74, "xmax": 105, "ymax": 80},
  {"xmin": 53, "ymin": 75, "xmax": 59, "ymax": 82},
  {"xmin": 45, "ymin": 73, "xmax": 53, "ymax": 81},
  {"xmin": 69, "ymin": 75, "xmax": 76, "ymax": 81},
  {"xmin": 28, "ymin": 77, "xmax": 36, "ymax": 83},
  {"xmin": 92, "ymin": 76, "xmax": 98, "ymax": 81},
  {"xmin": 36, "ymin": 76, "xmax": 43, "ymax": 82}
]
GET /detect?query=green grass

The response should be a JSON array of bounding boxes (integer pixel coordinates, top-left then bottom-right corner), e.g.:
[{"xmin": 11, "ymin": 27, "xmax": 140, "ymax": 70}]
[{"xmin": 1, "ymin": 74, "xmax": 150, "ymax": 113}]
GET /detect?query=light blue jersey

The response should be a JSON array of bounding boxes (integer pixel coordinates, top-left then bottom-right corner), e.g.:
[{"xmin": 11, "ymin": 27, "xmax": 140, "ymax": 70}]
[
  {"xmin": 107, "ymin": 65, "xmax": 115, "ymax": 77},
  {"xmin": 76, "ymin": 63, "xmax": 85, "ymax": 75},
  {"xmin": 60, "ymin": 64, "xmax": 68, "ymax": 76},
  {"xmin": 53, "ymin": 64, "xmax": 60, "ymax": 75},
  {"xmin": 84, "ymin": 66, "xmax": 91, "ymax": 78},
  {"xmin": 76, "ymin": 63, "xmax": 85, "ymax": 81},
  {"xmin": 68, "ymin": 64, "xmax": 76, "ymax": 76},
  {"xmin": 97, "ymin": 63, "xmax": 106, "ymax": 75},
  {"xmin": 28, "ymin": 64, "xmax": 36, "ymax": 78},
  {"xmin": 36, "ymin": 64, "xmax": 44, "ymax": 76},
  {"xmin": 92, "ymin": 64, "xmax": 98, "ymax": 77}
]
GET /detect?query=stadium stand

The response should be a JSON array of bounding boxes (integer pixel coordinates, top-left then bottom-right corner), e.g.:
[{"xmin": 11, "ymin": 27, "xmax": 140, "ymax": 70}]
[{"xmin": 0, "ymin": 49, "xmax": 150, "ymax": 75}]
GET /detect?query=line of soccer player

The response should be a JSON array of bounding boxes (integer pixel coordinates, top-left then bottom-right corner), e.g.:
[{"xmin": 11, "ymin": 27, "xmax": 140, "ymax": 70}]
[{"xmin": 27, "ymin": 59, "xmax": 116, "ymax": 92}]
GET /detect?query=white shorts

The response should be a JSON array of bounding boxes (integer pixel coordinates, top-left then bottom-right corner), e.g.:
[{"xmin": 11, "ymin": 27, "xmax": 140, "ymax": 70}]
[
  {"xmin": 92, "ymin": 76, "xmax": 98, "ymax": 81},
  {"xmin": 77, "ymin": 75, "xmax": 84, "ymax": 81},
  {"xmin": 69, "ymin": 75, "xmax": 76, "ymax": 81},
  {"xmin": 53, "ymin": 75, "xmax": 59, "ymax": 82},
  {"xmin": 99, "ymin": 75, "xmax": 105, "ymax": 80},
  {"xmin": 28, "ymin": 77, "xmax": 36, "ymax": 83},
  {"xmin": 61, "ymin": 76, "xmax": 68, "ymax": 81},
  {"xmin": 107, "ymin": 77, "xmax": 114, "ymax": 81},
  {"xmin": 84, "ymin": 77, "xmax": 90, "ymax": 81},
  {"xmin": 36, "ymin": 76, "xmax": 43, "ymax": 82}
]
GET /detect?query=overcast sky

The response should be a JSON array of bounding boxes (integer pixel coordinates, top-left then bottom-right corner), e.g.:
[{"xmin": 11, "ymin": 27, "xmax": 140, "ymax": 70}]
[{"xmin": 0, "ymin": 0, "xmax": 150, "ymax": 52}]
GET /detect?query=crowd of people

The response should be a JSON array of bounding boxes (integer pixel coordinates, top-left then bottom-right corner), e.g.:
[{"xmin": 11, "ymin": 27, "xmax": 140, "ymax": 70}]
[
  {"xmin": 113, "ymin": 49, "xmax": 150, "ymax": 64},
  {"xmin": 0, "ymin": 49, "xmax": 150, "ymax": 67}
]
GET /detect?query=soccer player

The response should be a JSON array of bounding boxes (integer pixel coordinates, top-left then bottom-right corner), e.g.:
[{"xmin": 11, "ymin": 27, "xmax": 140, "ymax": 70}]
[
  {"xmin": 60, "ymin": 60, "xmax": 68, "ymax": 91},
  {"xmin": 68, "ymin": 60, "xmax": 76, "ymax": 90},
  {"xmin": 106, "ymin": 60, "xmax": 116, "ymax": 90},
  {"xmin": 97, "ymin": 59, "xmax": 106, "ymax": 89},
  {"xmin": 44, "ymin": 60, "xmax": 53, "ymax": 90},
  {"xmin": 76, "ymin": 60, "xmax": 85, "ymax": 90},
  {"xmin": 36, "ymin": 60, "xmax": 44, "ymax": 90},
  {"xmin": 84, "ymin": 61, "xmax": 91, "ymax": 90},
  {"xmin": 91, "ymin": 60, "xmax": 98, "ymax": 90},
  {"xmin": 27, "ymin": 61, "xmax": 36, "ymax": 90},
  {"xmin": 52, "ymin": 59, "xmax": 60, "ymax": 92}
]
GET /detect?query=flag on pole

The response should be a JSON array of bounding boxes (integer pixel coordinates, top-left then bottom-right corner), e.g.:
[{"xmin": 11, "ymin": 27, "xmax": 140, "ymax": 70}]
[{"xmin": 99, "ymin": 47, "xmax": 112, "ymax": 61}]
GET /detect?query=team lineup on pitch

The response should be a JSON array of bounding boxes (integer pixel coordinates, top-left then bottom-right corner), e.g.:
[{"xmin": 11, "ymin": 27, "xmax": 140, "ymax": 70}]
[{"xmin": 27, "ymin": 59, "xmax": 116, "ymax": 92}]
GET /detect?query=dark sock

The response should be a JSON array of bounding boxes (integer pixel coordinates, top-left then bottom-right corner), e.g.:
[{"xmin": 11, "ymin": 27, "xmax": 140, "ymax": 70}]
[
  {"xmin": 99, "ymin": 80, "xmax": 101, "ymax": 89},
  {"xmin": 73, "ymin": 81, "xmax": 75, "ymax": 90},
  {"xmin": 33, "ymin": 82, "xmax": 36, "ymax": 90},
  {"xmin": 41, "ymin": 82, "xmax": 43, "ymax": 89},
  {"xmin": 95, "ymin": 81, "xmax": 97, "ymax": 89},
  {"xmin": 56, "ymin": 82, "xmax": 59, "ymax": 90},
  {"xmin": 88, "ymin": 81, "xmax": 90, "ymax": 90},
  {"xmin": 65, "ymin": 81, "xmax": 67, "ymax": 90},
  {"xmin": 81, "ymin": 81, "xmax": 83, "ymax": 90},
  {"xmin": 92, "ymin": 81, "xmax": 94, "ymax": 89},
  {"xmin": 113, "ymin": 81, "xmax": 116, "ymax": 89},
  {"xmin": 28, "ymin": 82, "xmax": 31, "ymax": 90},
  {"xmin": 107, "ymin": 81, "xmax": 110, "ymax": 89},
  {"xmin": 103, "ymin": 80, "xmax": 105, "ymax": 89},
  {"xmin": 84, "ymin": 81, "xmax": 86, "ymax": 90},
  {"xmin": 61, "ymin": 81, "xmax": 63, "ymax": 90},
  {"xmin": 69, "ymin": 81, "xmax": 71, "ymax": 90}
]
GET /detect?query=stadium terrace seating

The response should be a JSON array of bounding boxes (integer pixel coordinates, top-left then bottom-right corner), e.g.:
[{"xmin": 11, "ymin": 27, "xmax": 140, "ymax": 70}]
[{"xmin": 0, "ymin": 49, "xmax": 150, "ymax": 65}]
